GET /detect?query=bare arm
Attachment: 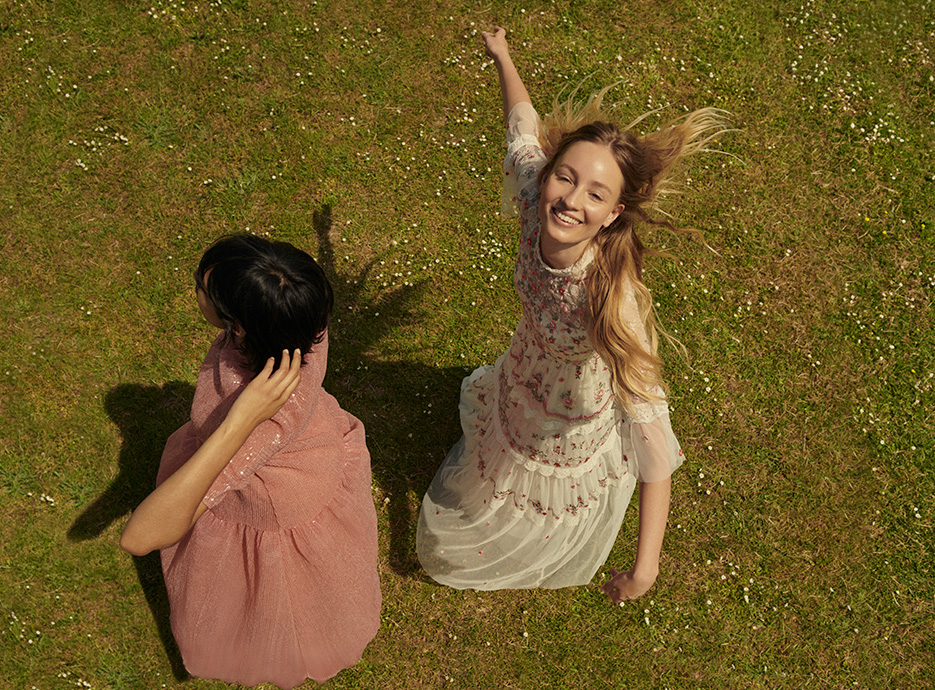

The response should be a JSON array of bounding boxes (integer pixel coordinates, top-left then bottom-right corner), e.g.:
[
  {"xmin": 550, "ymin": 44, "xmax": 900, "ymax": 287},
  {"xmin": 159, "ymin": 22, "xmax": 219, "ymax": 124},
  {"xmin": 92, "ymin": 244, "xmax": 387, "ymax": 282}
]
[
  {"xmin": 601, "ymin": 477, "xmax": 672, "ymax": 602},
  {"xmin": 119, "ymin": 351, "xmax": 302, "ymax": 556},
  {"xmin": 481, "ymin": 26, "xmax": 532, "ymax": 121}
]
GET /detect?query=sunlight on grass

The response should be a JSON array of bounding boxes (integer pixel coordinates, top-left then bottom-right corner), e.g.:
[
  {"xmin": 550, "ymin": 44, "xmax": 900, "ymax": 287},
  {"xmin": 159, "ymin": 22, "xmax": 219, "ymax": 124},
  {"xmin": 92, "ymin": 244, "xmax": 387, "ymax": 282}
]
[{"xmin": 0, "ymin": 0, "xmax": 932, "ymax": 687}]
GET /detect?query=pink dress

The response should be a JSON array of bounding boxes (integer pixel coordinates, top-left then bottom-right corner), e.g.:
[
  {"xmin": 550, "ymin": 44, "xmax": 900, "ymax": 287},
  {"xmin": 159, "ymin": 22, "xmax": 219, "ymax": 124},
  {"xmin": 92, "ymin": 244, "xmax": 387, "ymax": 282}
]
[
  {"xmin": 416, "ymin": 103, "xmax": 684, "ymax": 589},
  {"xmin": 156, "ymin": 333, "xmax": 380, "ymax": 688}
]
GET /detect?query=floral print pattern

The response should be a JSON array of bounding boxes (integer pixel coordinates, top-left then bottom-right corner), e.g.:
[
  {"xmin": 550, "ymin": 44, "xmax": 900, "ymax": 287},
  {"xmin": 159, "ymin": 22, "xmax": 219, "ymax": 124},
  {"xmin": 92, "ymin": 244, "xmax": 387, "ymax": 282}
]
[{"xmin": 417, "ymin": 103, "xmax": 684, "ymax": 590}]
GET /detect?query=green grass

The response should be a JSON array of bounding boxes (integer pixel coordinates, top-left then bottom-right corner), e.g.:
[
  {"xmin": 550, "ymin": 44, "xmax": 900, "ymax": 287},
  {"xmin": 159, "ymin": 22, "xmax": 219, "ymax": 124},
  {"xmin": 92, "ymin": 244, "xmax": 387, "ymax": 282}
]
[{"xmin": 1, "ymin": 0, "xmax": 933, "ymax": 687}]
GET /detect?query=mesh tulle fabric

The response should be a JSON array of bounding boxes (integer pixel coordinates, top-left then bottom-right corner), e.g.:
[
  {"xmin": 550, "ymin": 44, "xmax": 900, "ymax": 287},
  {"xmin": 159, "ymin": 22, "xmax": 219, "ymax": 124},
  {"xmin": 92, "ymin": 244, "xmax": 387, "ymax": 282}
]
[
  {"xmin": 500, "ymin": 102, "xmax": 543, "ymax": 217},
  {"xmin": 418, "ymin": 365, "xmax": 638, "ymax": 589},
  {"xmin": 157, "ymin": 334, "xmax": 380, "ymax": 688},
  {"xmin": 417, "ymin": 103, "xmax": 683, "ymax": 590}
]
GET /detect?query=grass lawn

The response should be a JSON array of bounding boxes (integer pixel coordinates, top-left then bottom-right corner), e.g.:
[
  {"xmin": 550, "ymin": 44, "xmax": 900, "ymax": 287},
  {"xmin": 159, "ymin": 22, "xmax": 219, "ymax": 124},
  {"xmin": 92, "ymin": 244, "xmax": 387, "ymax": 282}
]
[{"xmin": 0, "ymin": 0, "xmax": 932, "ymax": 687}]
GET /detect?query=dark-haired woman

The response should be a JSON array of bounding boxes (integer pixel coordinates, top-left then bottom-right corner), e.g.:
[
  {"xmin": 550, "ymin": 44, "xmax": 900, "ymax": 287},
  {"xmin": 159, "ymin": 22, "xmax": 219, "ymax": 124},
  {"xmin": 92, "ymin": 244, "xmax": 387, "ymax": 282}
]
[
  {"xmin": 417, "ymin": 28, "xmax": 728, "ymax": 603},
  {"xmin": 121, "ymin": 236, "xmax": 380, "ymax": 688}
]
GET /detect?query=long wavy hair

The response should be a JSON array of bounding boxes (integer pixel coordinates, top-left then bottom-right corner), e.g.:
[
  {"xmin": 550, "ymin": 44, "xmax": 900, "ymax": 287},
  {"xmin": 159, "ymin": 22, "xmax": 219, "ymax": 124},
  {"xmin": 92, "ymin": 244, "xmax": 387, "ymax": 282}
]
[{"xmin": 538, "ymin": 89, "xmax": 729, "ymax": 410}]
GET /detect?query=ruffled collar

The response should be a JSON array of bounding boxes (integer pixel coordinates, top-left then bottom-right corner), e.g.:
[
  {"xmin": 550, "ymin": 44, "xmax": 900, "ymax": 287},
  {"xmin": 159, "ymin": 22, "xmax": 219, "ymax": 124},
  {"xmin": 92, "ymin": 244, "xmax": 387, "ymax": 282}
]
[{"xmin": 535, "ymin": 230, "xmax": 594, "ymax": 279}]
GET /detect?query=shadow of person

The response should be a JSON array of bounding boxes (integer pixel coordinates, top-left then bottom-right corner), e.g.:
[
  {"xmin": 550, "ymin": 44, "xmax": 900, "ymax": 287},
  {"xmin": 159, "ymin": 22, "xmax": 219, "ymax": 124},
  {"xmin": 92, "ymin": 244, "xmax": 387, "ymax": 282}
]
[
  {"xmin": 70, "ymin": 208, "xmax": 471, "ymax": 685},
  {"xmin": 311, "ymin": 205, "xmax": 467, "ymax": 579},
  {"xmin": 68, "ymin": 381, "xmax": 193, "ymax": 681},
  {"xmin": 68, "ymin": 382, "xmax": 193, "ymax": 541}
]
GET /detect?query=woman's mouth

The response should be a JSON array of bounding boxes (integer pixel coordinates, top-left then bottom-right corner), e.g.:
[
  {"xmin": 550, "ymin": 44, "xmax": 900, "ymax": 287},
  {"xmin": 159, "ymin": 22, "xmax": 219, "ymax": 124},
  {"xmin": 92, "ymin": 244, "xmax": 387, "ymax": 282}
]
[{"xmin": 551, "ymin": 208, "xmax": 581, "ymax": 226}]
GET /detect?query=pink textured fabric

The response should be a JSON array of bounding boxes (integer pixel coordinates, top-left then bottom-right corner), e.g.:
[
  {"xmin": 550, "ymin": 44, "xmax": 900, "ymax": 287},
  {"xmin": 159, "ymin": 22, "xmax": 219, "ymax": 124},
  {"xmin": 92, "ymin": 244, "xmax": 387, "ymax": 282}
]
[{"xmin": 156, "ymin": 333, "xmax": 380, "ymax": 688}]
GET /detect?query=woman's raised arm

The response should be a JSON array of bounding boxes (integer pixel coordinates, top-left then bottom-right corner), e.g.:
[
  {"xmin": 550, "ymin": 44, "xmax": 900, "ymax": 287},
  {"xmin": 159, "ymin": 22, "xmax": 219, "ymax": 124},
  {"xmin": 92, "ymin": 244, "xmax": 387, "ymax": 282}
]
[{"xmin": 481, "ymin": 26, "xmax": 532, "ymax": 121}]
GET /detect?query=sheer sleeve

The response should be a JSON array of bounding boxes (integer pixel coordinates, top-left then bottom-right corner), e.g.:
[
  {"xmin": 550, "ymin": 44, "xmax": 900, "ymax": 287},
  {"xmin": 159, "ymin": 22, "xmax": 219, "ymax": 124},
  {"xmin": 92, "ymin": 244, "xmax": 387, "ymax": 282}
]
[
  {"xmin": 500, "ymin": 102, "xmax": 546, "ymax": 217},
  {"xmin": 201, "ymin": 338, "xmax": 327, "ymax": 507},
  {"xmin": 620, "ymin": 285, "xmax": 685, "ymax": 483}
]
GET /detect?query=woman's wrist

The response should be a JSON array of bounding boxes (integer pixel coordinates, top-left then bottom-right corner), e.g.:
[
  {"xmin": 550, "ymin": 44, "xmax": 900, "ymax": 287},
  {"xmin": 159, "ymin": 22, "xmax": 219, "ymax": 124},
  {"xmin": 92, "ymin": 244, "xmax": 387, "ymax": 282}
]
[
  {"xmin": 631, "ymin": 560, "xmax": 660, "ymax": 581},
  {"xmin": 493, "ymin": 53, "xmax": 513, "ymax": 75},
  {"xmin": 223, "ymin": 412, "xmax": 260, "ymax": 444}
]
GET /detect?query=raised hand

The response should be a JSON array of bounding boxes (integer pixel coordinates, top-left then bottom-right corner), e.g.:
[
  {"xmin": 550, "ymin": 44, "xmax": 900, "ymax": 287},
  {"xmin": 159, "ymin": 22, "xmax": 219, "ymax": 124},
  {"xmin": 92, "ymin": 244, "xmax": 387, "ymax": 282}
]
[
  {"xmin": 481, "ymin": 26, "xmax": 509, "ymax": 61},
  {"xmin": 227, "ymin": 349, "xmax": 303, "ymax": 430},
  {"xmin": 480, "ymin": 25, "xmax": 532, "ymax": 121}
]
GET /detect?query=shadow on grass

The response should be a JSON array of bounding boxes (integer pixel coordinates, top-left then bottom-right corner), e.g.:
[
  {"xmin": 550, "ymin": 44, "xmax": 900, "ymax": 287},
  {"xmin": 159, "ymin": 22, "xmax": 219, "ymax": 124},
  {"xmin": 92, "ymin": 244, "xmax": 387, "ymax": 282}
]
[
  {"xmin": 67, "ymin": 382, "xmax": 193, "ymax": 682},
  {"xmin": 311, "ymin": 205, "xmax": 466, "ymax": 579},
  {"xmin": 66, "ymin": 206, "xmax": 465, "ymax": 682}
]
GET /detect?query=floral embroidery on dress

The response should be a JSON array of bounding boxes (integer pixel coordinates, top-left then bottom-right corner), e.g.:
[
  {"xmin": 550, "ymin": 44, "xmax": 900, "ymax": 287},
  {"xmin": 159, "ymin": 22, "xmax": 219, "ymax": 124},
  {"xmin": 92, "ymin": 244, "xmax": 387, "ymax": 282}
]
[
  {"xmin": 416, "ymin": 102, "xmax": 684, "ymax": 589},
  {"xmin": 492, "ymin": 488, "xmax": 513, "ymax": 502}
]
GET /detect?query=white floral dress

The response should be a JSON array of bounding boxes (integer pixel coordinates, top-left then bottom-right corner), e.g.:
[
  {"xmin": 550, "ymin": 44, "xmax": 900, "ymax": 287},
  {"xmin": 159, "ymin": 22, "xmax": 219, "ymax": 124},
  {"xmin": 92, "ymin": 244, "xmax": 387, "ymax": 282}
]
[{"xmin": 417, "ymin": 103, "xmax": 684, "ymax": 589}]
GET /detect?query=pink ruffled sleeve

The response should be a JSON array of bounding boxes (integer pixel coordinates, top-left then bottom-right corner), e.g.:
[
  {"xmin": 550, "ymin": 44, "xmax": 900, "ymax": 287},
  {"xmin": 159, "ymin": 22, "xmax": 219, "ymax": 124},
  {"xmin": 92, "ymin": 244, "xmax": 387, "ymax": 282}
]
[{"xmin": 201, "ymin": 337, "xmax": 327, "ymax": 508}]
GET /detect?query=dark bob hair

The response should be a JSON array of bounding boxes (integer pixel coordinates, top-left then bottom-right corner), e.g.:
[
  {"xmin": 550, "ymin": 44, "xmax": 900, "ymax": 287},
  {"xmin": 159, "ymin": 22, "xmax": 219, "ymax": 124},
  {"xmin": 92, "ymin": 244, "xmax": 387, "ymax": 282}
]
[{"xmin": 196, "ymin": 235, "xmax": 333, "ymax": 374}]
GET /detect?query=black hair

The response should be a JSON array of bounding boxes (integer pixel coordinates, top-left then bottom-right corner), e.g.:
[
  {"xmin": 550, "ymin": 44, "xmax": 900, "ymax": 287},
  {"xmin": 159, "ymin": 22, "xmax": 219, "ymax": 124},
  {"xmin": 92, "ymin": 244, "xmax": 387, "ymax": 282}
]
[{"xmin": 196, "ymin": 234, "xmax": 333, "ymax": 374}]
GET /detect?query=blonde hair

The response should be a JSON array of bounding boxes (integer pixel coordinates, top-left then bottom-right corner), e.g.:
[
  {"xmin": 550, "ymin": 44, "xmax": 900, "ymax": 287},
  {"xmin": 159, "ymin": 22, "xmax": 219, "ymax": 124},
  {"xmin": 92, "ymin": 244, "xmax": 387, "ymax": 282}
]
[{"xmin": 539, "ymin": 89, "xmax": 730, "ymax": 412}]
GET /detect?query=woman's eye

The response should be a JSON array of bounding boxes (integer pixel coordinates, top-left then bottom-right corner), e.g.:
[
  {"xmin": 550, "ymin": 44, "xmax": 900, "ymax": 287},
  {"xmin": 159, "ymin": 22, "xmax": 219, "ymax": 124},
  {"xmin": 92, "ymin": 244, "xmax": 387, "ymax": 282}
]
[{"xmin": 590, "ymin": 193, "xmax": 603, "ymax": 201}]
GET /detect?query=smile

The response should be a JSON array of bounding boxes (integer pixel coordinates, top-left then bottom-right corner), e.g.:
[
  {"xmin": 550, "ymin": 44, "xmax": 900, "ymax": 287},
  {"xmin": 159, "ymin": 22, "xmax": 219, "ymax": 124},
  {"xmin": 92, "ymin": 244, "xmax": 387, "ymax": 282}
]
[{"xmin": 552, "ymin": 209, "xmax": 582, "ymax": 226}]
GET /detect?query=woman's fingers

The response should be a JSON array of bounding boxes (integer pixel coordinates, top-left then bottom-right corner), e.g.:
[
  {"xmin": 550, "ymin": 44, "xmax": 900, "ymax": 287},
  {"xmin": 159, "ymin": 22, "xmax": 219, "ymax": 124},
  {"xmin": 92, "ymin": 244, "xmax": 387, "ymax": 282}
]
[
  {"xmin": 280, "ymin": 349, "xmax": 302, "ymax": 400},
  {"xmin": 481, "ymin": 26, "xmax": 508, "ymax": 58},
  {"xmin": 266, "ymin": 350, "xmax": 302, "ymax": 402},
  {"xmin": 231, "ymin": 350, "xmax": 303, "ymax": 425},
  {"xmin": 289, "ymin": 348, "xmax": 302, "ymax": 375},
  {"xmin": 259, "ymin": 355, "xmax": 276, "ymax": 377}
]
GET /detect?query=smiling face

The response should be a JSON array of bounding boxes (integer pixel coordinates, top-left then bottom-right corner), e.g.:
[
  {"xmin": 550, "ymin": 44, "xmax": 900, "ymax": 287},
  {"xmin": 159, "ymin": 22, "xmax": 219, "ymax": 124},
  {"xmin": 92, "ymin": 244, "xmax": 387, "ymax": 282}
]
[{"xmin": 537, "ymin": 140, "xmax": 626, "ymax": 269}]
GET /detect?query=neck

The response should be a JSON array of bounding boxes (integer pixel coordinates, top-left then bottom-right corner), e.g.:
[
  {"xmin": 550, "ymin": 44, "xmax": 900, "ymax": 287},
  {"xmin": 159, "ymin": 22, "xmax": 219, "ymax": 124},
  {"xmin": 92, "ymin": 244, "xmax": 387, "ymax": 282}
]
[{"xmin": 540, "ymin": 235, "xmax": 588, "ymax": 270}]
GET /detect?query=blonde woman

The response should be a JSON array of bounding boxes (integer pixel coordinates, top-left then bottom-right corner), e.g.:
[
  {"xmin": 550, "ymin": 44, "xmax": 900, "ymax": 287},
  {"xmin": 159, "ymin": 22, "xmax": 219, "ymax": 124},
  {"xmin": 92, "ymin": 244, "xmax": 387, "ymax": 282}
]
[{"xmin": 418, "ymin": 27, "xmax": 726, "ymax": 602}]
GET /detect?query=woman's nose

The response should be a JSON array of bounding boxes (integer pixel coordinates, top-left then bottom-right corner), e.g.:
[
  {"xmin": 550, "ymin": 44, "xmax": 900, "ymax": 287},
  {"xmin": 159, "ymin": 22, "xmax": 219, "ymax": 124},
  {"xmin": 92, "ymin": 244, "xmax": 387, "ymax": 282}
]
[{"xmin": 563, "ymin": 185, "xmax": 583, "ymax": 209}]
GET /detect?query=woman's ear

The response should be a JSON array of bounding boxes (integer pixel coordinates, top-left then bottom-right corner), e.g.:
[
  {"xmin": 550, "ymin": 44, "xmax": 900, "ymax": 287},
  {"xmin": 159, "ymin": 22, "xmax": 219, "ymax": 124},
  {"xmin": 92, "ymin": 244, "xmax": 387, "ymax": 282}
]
[{"xmin": 602, "ymin": 203, "xmax": 625, "ymax": 228}]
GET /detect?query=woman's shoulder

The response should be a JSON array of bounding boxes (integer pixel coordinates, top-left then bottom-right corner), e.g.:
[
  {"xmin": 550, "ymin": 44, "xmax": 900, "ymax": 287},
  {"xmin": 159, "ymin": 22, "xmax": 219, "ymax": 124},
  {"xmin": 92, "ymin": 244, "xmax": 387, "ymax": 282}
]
[
  {"xmin": 505, "ymin": 102, "xmax": 545, "ymax": 169},
  {"xmin": 506, "ymin": 102, "xmax": 541, "ymax": 141}
]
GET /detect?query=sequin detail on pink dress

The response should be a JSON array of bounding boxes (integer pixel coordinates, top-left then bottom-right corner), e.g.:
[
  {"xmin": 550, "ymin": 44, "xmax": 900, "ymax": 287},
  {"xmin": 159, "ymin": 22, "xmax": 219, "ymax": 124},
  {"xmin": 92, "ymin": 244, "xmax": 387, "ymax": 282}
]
[{"xmin": 157, "ymin": 333, "xmax": 380, "ymax": 687}]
